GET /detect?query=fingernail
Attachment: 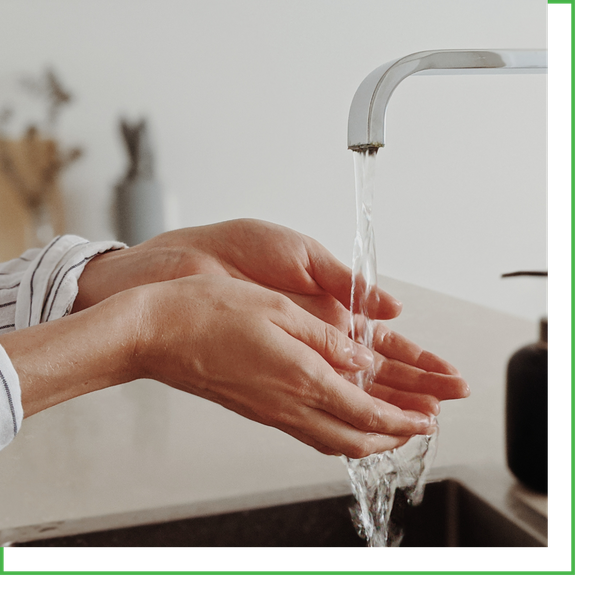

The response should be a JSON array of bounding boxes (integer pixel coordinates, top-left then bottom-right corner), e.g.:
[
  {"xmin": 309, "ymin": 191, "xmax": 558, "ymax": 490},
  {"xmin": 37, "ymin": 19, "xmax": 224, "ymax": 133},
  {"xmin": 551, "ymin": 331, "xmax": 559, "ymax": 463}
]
[
  {"xmin": 415, "ymin": 414, "xmax": 437, "ymax": 432},
  {"xmin": 425, "ymin": 418, "xmax": 439, "ymax": 435},
  {"xmin": 350, "ymin": 344, "xmax": 374, "ymax": 368}
]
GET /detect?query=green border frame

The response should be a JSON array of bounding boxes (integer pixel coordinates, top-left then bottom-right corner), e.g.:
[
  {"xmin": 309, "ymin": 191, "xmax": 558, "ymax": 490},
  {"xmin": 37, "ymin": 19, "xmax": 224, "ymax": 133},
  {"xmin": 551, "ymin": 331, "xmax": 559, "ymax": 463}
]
[
  {"xmin": 0, "ymin": 0, "xmax": 575, "ymax": 576},
  {"xmin": 560, "ymin": 0, "xmax": 579, "ymax": 577}
]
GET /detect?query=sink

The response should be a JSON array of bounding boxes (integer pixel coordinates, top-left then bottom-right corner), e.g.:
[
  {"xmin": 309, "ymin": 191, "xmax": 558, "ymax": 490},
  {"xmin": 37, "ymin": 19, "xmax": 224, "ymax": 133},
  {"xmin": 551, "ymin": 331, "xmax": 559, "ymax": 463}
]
[{"xmin": 13, "ymin": 479, "xmax": 547, "ymax": 547}]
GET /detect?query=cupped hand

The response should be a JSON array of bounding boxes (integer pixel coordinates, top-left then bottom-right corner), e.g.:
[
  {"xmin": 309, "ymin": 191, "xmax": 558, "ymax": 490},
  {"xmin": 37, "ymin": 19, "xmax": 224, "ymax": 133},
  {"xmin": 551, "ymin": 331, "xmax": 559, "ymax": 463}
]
[
  {"xmin": 129, "ymin": 274, "xmax": 437, "ymax": 458},
  {"xmin": 75, "ymin": 219, "xmax": 469, "ymax": 417}
]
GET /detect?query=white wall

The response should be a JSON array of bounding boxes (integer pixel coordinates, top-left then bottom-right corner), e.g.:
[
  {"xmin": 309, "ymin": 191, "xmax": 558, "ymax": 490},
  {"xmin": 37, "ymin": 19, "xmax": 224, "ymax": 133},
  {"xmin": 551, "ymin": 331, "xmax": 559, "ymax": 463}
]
[{"xmin": 0, "ymin": 0, "xmax": 547, "ymax": 321}]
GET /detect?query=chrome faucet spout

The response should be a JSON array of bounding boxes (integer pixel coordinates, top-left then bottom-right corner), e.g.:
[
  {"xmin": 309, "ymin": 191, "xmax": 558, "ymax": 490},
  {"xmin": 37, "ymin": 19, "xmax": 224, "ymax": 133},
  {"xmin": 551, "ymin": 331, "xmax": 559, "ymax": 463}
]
[{"xmin": 347, "ymin": 49, "xmax": 547, "ymax": 151}]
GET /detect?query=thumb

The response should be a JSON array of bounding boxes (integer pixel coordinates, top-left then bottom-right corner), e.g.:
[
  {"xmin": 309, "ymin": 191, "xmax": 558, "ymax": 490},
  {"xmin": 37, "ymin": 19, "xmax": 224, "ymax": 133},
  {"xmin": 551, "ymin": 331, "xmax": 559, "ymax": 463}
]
[{"xmin": 305, "ymin": 238, "xmax": 402, "ymax": 320}]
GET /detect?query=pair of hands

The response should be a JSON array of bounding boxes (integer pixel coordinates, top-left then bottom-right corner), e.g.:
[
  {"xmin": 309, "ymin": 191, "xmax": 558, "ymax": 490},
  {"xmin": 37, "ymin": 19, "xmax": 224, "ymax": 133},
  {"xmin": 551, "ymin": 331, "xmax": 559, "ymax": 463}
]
[{"xmin": 75, "ymin": 219, "xmax": 469, "ymax": 458}]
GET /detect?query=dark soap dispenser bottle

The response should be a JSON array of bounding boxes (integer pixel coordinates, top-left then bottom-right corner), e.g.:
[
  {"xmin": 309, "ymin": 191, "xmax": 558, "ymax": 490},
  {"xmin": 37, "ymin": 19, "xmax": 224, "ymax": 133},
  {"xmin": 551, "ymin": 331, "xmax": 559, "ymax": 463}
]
[{"xmin": 503, "ymin": 271, "xmax": 548, "ymax": 494}]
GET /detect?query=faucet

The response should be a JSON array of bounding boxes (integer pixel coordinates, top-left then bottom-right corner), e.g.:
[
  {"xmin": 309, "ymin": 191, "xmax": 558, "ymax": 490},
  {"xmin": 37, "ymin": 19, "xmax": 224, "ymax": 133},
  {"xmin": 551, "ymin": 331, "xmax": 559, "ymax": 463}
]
[{"xmin": 348, "ymin": 49, "xmax": 547, "ymax": 151}]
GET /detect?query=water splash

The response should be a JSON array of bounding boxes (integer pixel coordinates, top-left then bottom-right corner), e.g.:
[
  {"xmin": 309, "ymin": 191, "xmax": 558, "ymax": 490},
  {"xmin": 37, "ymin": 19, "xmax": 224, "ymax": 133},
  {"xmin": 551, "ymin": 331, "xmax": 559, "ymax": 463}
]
[
  {"xmin": 344, "ymin": 149, "xmax": 438, "ymax": 547},
  {"xmin": 344, "ymin": 432, "xmax": 438, "ymax": 546}
]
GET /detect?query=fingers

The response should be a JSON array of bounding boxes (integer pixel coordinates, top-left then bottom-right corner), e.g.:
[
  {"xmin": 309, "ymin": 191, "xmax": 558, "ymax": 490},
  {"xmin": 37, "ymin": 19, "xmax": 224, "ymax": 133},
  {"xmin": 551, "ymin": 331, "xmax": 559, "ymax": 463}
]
[
  {"xmin": 349, "ymin": 274, "xmax": 403, "ymax": 321},
  {"xmin": 372, "ymin": 322, "xmax": 461, "ymax": 375},
  {"xmin": 304, "ymin": 238, "xmax": 402, "ymax": 321},
  {"xmin": 369, "ymin": 383, "xmax": 441, "ymax": 417},
  {"xmin": 276, "ymin": 299, "xmax": 374, "ymax": 372},
  {"xmin": 373, "ymin": 350, "xmax": 470, "ymax": 400},
  {"xmin": 273, "ymin": 295, "xmax": 466, "ymax": 426},
  {"xmin": 277, "ymin": 290, "xmax": 351, "ymax": 333},
  {"xmin": 297, "ymin": 373, "xmax": 435, "ymax": 458},
  {"xmin": 320, "ymin": 375, "xmax": 436, "ymax": 435},
  {"xmin": 357, "ymin": 322, "xmax": 469, "ymax": 401},
  {"xmin": 283, "ymin": 411, "xmax": 414, "ymax": 459},
  {"xmin": 264, "ymin": 415, "xmax": 409, "ymax": 459},
  {"xmin": 267, "ymin": 304, "xmax": 436, "ymax": 454}
]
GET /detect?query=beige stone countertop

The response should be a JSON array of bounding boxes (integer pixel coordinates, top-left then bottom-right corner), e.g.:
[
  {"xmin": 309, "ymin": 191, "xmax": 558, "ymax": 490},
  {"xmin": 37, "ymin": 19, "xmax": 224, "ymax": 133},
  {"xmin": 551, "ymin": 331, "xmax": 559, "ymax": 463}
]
[{"xmin": 0, "ymin": 275, "xmax": 543, "ymax": 544}]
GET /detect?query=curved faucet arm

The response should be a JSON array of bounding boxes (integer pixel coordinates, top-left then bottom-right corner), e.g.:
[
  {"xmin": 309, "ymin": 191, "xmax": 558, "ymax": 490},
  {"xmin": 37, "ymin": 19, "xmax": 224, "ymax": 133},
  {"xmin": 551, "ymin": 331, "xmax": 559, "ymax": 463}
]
[{"xmin": 348, "ymin": 49, "xmax": 547, "ymax": 151}]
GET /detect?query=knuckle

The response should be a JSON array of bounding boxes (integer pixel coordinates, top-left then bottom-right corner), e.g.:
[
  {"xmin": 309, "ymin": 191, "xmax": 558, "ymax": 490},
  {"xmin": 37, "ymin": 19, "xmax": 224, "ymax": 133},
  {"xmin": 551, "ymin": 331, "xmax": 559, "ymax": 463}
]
[
  {"xmin": 323, "ymin": 298, "xmax": 350, "ymax": 333},
  {"xmin": 345, "ymin": 438, "xmax": 375, "ymax": 460},
  {"xmin": 269, "ymin": 291, "xmax": 294, "ymax": 315},
  {"xmin": 293, "ymin": 370, "xmax": 318, "ymax": 401},
  {"xmin": 349, "ymin": 436, "xmax": 411, "ymax": 458},
  {"xmin": 373, "ymin": 323, "xmax": 391, "ymax": 347},
  {"xmin": 345, "ymin": 442, "xmax": 371, "ymax": 460},
  {"xmin": 322, "ymin": 324, "xmax": 344, "ymax": 358},
  {"xmin": 355, "ymin": 404, "xmax": 382, "ymax": 432}
]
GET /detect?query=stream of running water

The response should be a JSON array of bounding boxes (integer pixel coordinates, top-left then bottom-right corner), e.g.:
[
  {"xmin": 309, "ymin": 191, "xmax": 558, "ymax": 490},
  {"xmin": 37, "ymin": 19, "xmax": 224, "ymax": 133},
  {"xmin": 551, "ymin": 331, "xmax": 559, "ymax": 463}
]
[{"xmin": 343, "ymin": 149, "xmax": 438, "ymax": 547}]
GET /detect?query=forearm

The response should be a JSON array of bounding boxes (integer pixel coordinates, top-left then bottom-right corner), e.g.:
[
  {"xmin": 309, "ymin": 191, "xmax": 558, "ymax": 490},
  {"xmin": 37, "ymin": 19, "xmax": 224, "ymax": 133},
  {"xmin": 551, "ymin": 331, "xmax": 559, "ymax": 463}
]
[{"xmin": 1, "ymin": 294, "xmax": 138, "ymax": 418}]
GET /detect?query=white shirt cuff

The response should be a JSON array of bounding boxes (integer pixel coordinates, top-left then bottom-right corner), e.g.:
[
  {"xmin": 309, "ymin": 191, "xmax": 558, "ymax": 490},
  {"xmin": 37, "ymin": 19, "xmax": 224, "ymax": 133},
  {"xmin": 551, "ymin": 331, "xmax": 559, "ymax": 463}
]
[
  {"xmin": 0, "ymin": 343, "xmax": 23, "ymax": 452},
  {"xmin": 15, "ymin": 235, "xmax": 127, "ymax": 329},
  {"xmin": 0, "ymin": 235, "xmax": 127, "ymax": 451}
]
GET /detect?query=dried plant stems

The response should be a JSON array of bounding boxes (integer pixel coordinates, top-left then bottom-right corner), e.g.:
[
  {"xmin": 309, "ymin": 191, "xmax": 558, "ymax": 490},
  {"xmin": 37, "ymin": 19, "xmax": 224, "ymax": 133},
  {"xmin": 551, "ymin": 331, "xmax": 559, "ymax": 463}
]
[{"xmin": 0, "ymin": 67, "xmax": 83, "ymax": 217}]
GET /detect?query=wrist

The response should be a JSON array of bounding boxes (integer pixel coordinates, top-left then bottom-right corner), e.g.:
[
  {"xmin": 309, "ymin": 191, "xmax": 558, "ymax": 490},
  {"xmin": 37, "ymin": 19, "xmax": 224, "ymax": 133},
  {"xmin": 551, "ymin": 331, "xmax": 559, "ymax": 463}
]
[
  {"xmin": 72, "ymin": 248, "xmax": 129, "ymax": 313},
  {"xmin": 1, "ymin": 289, "xmax": 141, "ymax": 418}
]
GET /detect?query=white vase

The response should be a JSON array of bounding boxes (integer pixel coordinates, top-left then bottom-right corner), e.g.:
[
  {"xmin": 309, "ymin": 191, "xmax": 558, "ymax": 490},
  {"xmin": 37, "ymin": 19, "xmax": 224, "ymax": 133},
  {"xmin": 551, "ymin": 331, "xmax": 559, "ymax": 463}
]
[{"xmin": 114, "ymin": 177, "xmax": 165, "ymax": 246}]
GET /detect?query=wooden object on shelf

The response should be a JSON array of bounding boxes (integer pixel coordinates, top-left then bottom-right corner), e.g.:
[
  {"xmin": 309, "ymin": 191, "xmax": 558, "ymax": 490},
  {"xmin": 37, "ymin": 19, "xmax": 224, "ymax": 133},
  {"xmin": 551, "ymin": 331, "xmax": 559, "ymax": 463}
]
[{"xmin": 0, "ymin": 137, "xmax": 65, "ymax": 262}]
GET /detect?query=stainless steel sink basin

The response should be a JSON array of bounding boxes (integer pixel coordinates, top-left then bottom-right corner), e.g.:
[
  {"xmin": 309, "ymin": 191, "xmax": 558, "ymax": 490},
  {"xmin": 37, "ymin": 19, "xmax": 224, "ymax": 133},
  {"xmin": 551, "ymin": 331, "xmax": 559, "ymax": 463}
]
[{"xmin": 13, "ymin": 479, "xmax": 547, "ymax": 547}]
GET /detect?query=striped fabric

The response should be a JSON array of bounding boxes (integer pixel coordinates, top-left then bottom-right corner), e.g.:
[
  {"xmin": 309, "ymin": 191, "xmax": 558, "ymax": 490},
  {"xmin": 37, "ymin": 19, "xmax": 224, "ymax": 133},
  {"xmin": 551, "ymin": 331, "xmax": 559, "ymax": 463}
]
[{"xmin": 0, "ymin": 235, "xmax": 126, "ymax": 451}]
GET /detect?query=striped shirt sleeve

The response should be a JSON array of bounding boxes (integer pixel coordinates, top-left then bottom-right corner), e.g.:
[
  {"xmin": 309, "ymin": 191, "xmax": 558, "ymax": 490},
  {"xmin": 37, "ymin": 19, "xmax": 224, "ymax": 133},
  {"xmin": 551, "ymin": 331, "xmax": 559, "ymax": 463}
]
[
  {"xmin": 0, "ymin": 344, "xmax": 22, "ymax": 452},
  {"xmin": 0, "ymin": 235, "xmax": 127, "ymax": 451}
]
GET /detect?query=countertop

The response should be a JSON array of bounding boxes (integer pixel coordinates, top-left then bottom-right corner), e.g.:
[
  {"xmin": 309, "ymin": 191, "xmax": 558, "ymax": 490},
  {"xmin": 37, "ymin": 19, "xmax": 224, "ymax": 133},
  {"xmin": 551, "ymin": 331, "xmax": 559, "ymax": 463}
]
[{"xmin": 0, "ymin": 275, "xmax": 546, "ymax": 545}]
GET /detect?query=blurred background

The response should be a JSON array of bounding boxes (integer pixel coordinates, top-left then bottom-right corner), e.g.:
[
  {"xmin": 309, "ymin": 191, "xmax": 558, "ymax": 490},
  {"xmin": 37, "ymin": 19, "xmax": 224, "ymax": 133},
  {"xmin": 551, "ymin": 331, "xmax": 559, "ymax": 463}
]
[{"xmin": 0, "ymin": 0, "xmax": 546, "ymax": 320}]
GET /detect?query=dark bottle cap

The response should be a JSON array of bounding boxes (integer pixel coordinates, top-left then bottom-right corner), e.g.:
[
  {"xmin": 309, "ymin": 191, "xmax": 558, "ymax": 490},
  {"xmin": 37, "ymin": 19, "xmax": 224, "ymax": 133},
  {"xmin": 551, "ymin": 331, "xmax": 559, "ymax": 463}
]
[{"xmin": 501, "ymin": 270, "xmax": 548, "ymax": 346}]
